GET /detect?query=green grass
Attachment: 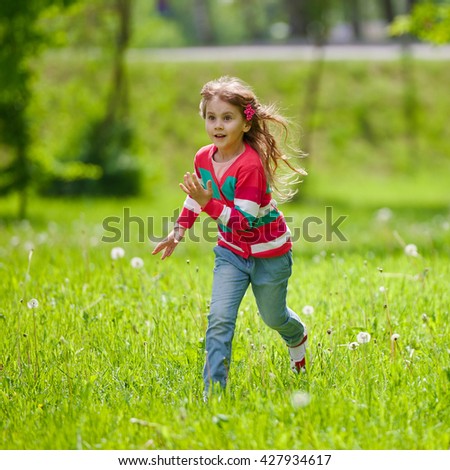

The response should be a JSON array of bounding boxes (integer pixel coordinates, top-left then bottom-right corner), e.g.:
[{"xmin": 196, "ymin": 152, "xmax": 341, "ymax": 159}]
[{"xmin": 0, "ymin": 190, "xmax": 449, "ymax": 450}]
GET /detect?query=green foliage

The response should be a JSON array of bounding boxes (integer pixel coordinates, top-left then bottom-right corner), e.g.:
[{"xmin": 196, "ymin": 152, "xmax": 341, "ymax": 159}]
[
  {"xmin": 44, "ymin": 118, "xmax": 141, "ymax": 196},
  {"xmin": 0, "ymin": 1, "xmax": 43, "ymax": 200},
  {"xmin": 0, "ymin": 0, "xmax": 98, "ymax": 217},
  {"xmin": 37, "ymin": 0, "xmax": 143, "ymax": 197},
  {"xmin": 390, "ymin": 2, "xmax": 450, "ymax": 44}
]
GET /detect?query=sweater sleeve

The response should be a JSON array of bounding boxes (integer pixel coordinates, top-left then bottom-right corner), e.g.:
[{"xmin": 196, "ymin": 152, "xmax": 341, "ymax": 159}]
[
  {"xmin": 177, "ymin": 196, "xmax": 202, "ymax": 229},
  {"xmin": 202, "ymin": 167, "xmax": 264, "ymax": 233},
  {"xmin": 176, "ymin": 159, "xmax": 203, "ymax": 229}
]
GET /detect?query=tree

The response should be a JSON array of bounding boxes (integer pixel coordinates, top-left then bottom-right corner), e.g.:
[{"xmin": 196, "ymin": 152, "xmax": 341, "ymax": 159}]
[
  {"xmin": 45, "ymin": 0, "xmax": 142, "ymax": 196},
  {"xmin": 380, "ymin": 0, "xmax": 396, "ymax": 24},
  {"xmin": 193, "ymin": 0, "xmax": 214, "ymax": 44},
  {"xmin": 0, "ymin": 0, "xmax": 75, "ymax": 218},
  {"xmin": 283, "ymin": 0, "xmax": 309, "ymax": 39},
  {"xmin": 347, "ymin": 0, "xmax": 362, "ymax": 41},
  {"xmin": 390, "ymin": 1, "xmax": 450, "ymax": 45}
]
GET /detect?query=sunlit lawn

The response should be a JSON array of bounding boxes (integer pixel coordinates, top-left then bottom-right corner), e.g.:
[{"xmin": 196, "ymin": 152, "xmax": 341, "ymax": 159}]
[{"xmin": 1, "ymin": 182, "xmax": 449, "ymax": 449}]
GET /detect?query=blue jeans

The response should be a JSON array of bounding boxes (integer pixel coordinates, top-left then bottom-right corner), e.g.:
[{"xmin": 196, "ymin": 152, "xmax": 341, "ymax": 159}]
[{"xmin": 203, "ymin": 245, "xmax": 306, "ymax": 391}]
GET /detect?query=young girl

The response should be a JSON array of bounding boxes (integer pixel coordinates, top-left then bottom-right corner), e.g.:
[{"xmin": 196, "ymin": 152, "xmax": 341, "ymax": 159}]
[{"xmin": 152, "ymin": 76, "xmax": 307, "ymax": 394}]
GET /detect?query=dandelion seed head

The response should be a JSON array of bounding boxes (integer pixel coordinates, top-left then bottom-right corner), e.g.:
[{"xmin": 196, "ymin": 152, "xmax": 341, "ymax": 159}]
[
  {"xmin": 302, "ymin": 305, "xmax": 314, "ymax": 315},
  {"xmin": 379, "ymin": 286, "xmax": 386, "ymax": 292},
  {"xmin": 356, "ymin": 331, "xmax": 371, "ymax": 344},
  {"xmin": 24, "ymin": 241, "xmax": 34, "ymax": 252},
  {"xmin": 27, "ymin": 298, "xmax": 39, "ymax": 309},
  {"xmin": 111, "ymin": 247, "xmax": 125, "ymax": 260},
  {"xmin": 422, "ymin": 313, "xmax": 428, "ymax": 322},
  {"xmin": 391, "ymin": 333, "xmax": 400, "ymax": 341},
  {"xmin": 375, "ymin": 207, "xmax": 393, "ymax": 223},
  {"xmin": 10, "ymin": 236, "xmax": 20, "ymax": 247},
  {"xmin": 404, "ymin": 244, "xmax": 418, "ymax": 257},
  {"xmin": 348, "ymin": 341, "xmax": 359, "ymax": 350},
  {"xmin": 90, "ymin": 236, "xmax": 99, "ymax": 247},
  {"xmin": 291, "ymin": 391, "xmax": 311, "ymax": 409},
  {"xmin": 131, "ymin": 257, "xmax": 144, "ymax": 269}
]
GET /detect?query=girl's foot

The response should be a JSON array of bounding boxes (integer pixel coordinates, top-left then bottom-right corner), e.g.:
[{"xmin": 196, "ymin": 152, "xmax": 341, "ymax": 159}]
[{"xmin": 289, "ymin": 334, "xmax": 308, "ymax": 373}]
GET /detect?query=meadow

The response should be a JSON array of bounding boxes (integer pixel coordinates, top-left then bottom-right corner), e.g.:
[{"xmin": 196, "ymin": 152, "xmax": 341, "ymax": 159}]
[{"xmin": 0, "ymin": 54, "xmax": 449, "ymax": 450}]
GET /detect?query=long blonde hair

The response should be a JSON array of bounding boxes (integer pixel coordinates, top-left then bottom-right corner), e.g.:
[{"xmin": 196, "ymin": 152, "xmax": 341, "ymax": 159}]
[{"xmin": 199, "ymin": 76, "xmax": 306, "ymax": 202}]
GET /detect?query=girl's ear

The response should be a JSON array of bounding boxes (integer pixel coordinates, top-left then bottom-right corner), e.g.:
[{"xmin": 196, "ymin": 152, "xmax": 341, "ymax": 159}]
[{"xmin": 243, "ymin": 122, "xmax": 251, "ymax": 133}]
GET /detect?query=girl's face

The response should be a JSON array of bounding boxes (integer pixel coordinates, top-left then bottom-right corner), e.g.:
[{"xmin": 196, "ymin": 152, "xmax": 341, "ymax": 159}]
[{"xmin": 204, "ymin": 96, "xmax": 251, "ymax": 158}]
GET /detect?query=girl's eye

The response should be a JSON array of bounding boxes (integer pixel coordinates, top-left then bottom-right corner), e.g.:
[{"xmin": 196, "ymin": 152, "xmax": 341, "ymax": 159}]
[
  {"xmin": 224, "ymin": 115, "xmax": 232, "ymax": 121},
  {"xmin": 207, "ymin": 115, "xmax": 215, "ymax": 120}
]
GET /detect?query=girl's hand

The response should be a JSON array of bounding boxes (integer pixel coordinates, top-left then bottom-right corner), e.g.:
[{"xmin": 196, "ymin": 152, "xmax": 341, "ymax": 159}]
[
  {"xmin": 151, "ymin": 226, "xmax": 186, "ymax": 260},
  {"xmin": 180, "ymin": 172, "xmax": 213, "ymax": 208}
]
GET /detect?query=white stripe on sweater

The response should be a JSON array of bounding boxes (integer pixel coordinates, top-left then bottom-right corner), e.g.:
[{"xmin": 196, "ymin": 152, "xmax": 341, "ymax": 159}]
[
  {"xmin": 217, "ymin": 206, "xmax": 232, "ymax": 226},
  {"xmin": 235, "ymin": 198, "xmax": 260, "ymax": 217},
  {"xmin": 250, "ymin": 229, "xmax": 291, "ymax": 255},
  {"xmin": 183, "ymin": 196, "xmax": 202, "ymax": 214}
]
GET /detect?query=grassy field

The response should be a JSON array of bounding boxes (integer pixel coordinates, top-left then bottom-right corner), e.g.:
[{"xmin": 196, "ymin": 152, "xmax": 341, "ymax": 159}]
[
  {"xmin": 1, "ymin": 188, "xmax": 449, "ymax": 450},
  {"xmin": 1, "ymin": 56, "xmax": 449, "ymax": 450}
]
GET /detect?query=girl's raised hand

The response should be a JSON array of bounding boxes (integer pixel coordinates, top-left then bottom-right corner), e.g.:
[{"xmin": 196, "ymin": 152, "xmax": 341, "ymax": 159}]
[{"xmin": 180, "ymin": 172, "xmax": 213, "ymax": 208}]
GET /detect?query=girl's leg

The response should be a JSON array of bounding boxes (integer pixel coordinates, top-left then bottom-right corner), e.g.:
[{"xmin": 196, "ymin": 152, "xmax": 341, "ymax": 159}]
[
  {"xmin": 250, "ymin": 251, "xmax": 306, "ymax": 347},
  {"xmin": 203, "ymin": 246, "xmax": 250, "ymax": 391}
]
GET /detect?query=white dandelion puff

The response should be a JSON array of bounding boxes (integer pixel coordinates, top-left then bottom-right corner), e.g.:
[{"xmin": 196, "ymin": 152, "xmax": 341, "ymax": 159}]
[
  {"xmin": 379, "ymin": 286, "xmax": 386, "ymax": 292},
  {"xmin": 356, "ymin": 332, "xmax": 371, "ymax": 344},
  {"xmin": 291, "ymin": 391, "xmax": 311, "ymax": 409},
  {"xmin": 391, "ymin": 333, "xmax": 400, "ymax": 341},
  {"xmin": 131, "ymin": 257, "xmax": 144, "ymax": 269},
  {"xmin": 111, "ymin": 247, "xmax": 125, "ymax": 260},
  {"xmin": 348, "ymin": 342, "xmax": 359, "ymax": 350},
  {"xmin": 375, "ymin": 207, "xmax": 393, "ymax": 222},
  {"xmin": 302, "ymin": 305, "xmax": 314, "ymax": 315},
  {"xmin": 27, "ymin": 299, "xmax": 39, "ymax": 309},
  {"xmin": 24, "ymin": 241, "xmax": 35, "ymax": 252},
  {"xmin": 404, "ymin": 244, "xmax": 418, "ymax": 257},
  {"xmin": 10, "ymin": 236, "xmax": 20, "ymax": 247}
]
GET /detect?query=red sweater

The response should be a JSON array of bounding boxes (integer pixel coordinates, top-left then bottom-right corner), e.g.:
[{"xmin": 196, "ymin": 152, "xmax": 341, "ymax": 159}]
[{"xmin": 177, "ymin": 143, "xmax": 292, "ymax": 259}]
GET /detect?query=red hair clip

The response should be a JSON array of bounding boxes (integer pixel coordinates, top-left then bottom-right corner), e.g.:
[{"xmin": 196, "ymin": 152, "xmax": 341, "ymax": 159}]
[{"xmin": 244, "ymin": 103, "xmax": 256, "ymax": 121}]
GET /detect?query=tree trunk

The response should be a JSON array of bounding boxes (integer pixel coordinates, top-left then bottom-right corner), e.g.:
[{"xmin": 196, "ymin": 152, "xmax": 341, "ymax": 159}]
[
  {"xmin": 106, "ymin": 0, "xmax": 131, "ymax": 123},
  {"xmin": 406, "ymin": 0, "xmax": 418, "ymax": 14},
  {"xmin": 348, "ymin": 0, "xmax": 363, "ymax": 41},
  {"xmin": 283, "ymin": 0, "xmax": 309, "ymax": 39},
  {"xmin": 301, "ymin": 49, "xmax": 325, "ymax": 156},
  {"xmin": 380, "ymin": 0, "xmax": 395, "ymax": 23},
  {"xmin": 193, "ymin": 0, "xmax": 214, "ymax": 44}
]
